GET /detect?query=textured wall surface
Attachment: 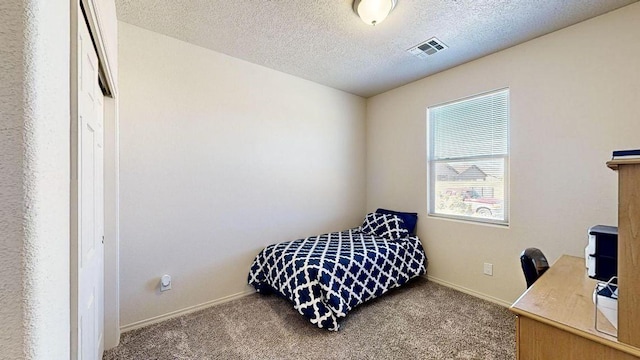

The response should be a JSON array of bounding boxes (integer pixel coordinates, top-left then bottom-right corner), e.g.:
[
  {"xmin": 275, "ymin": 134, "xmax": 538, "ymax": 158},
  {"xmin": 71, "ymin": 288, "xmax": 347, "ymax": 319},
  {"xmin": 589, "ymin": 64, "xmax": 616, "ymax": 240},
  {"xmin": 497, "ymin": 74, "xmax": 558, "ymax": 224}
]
[
  {"xmin": 118, "ymin": 22, "xmax": 366, "ymax": 326},
  {"xmin": 0, "ymin": 1, "xmax": 26, "ymax": 357},
  {"xmin": 0, "ymin": 0, "xmax": 70, "ymax": 358},
  {"xmin": 366, "ymin": 3, "xmax": 640, "ymax": 304}
]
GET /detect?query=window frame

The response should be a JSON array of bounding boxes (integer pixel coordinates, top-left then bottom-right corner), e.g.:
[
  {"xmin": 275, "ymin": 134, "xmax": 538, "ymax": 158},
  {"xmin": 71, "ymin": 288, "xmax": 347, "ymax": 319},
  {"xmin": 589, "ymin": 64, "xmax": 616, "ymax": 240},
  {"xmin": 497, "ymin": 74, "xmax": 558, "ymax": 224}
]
[{"xmin": 426, "ymin": 88, "xmax": 510, "ymax": 226}]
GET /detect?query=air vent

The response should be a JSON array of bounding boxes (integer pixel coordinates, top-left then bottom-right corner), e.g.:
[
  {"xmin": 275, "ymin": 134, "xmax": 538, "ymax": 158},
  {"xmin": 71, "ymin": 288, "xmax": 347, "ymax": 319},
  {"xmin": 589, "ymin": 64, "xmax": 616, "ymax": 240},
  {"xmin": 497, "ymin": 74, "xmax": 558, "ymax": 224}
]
[{"xmin": 407, "ymin": 37, "xmax": 448, "ymax": 59}]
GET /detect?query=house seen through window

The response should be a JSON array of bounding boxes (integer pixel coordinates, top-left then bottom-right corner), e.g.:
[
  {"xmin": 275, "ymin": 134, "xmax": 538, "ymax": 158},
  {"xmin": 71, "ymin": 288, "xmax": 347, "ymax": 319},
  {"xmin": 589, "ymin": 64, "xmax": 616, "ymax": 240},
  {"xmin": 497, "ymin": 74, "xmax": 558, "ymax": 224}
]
[{"xmin": 427, "ymin": 88, "xmax": 509, "ymax": 225}]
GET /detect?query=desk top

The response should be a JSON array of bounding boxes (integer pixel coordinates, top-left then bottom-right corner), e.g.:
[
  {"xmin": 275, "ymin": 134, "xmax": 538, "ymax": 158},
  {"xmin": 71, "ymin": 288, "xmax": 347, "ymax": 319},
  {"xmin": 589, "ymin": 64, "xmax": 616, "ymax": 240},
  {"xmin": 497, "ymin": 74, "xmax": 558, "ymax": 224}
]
[{"xmin": 511, "ymin": 255, "xmax": 640, "ymax": 357}]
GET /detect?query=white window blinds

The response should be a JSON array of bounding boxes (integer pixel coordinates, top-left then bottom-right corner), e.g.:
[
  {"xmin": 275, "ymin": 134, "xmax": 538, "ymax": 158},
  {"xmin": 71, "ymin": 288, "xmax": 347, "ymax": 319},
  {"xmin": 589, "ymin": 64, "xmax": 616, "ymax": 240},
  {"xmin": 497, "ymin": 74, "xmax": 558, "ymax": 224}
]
[
  {"xmin": 428, "ymin": 88, "xmax": 509, "ymax": 225},
  {"xmin": 430, "ymin": 90, "xmax": 508, "ymax": 160}
]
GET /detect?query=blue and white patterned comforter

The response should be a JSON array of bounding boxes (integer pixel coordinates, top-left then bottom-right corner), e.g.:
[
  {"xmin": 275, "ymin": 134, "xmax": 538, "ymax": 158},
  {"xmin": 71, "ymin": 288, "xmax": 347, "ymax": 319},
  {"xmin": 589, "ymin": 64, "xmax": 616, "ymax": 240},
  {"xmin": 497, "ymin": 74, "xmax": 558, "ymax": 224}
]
[{"xmin": 247, "ymin": 228, "xmax": 427, "ymax": 331}]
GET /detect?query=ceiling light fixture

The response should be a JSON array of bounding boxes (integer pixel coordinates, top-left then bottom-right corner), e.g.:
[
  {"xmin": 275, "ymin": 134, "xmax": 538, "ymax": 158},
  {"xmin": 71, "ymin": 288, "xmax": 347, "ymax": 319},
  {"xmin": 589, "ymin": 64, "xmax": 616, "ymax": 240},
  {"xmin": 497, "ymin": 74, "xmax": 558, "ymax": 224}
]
[{"xmin": 353, "ymin": 0, "xmax": 397, "ymax": 26}]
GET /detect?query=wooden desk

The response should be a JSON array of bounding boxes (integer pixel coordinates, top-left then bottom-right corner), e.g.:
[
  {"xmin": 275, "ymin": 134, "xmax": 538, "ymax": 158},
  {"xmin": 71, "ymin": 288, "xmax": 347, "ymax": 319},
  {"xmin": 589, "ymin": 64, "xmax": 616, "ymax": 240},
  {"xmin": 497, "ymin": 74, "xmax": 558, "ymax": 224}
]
[{"xmin": 510, "ymin": 255, "xmax": 640, "ymax": 359}]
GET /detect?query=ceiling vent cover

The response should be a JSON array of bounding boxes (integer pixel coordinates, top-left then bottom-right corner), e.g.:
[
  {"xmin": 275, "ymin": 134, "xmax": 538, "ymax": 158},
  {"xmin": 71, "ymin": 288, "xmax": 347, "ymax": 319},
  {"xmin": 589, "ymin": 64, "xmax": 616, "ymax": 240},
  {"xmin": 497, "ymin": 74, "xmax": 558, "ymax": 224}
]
[{"xmin": 408, "ymin": 37, "xmax": 448, "ymax": 59}]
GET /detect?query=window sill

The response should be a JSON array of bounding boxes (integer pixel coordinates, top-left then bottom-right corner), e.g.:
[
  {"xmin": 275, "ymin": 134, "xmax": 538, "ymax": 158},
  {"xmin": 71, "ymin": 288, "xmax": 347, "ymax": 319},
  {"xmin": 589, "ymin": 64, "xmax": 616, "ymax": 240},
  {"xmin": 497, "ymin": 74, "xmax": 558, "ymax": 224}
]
[{"xmin": 427, "ymin": 213, "xmax": 510, "ymax": 228}]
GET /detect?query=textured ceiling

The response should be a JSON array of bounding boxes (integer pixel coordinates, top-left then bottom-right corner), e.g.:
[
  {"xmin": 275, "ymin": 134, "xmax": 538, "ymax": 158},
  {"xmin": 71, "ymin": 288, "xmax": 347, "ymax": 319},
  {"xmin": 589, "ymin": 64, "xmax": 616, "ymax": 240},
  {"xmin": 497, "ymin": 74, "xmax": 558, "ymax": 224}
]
[{"xmin": 116, "ymin": 0, "xmax": 637, "ymax": 98}]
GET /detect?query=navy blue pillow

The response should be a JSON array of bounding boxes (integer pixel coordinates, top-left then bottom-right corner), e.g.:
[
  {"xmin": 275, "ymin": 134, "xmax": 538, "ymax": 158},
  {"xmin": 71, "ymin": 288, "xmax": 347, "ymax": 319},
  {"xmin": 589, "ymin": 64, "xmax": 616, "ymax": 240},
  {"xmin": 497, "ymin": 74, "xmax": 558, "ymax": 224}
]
[
  {"xmin": 376, "ymin": 208, "xmax": 418, "ymax": 235},
  {"xmin": 361, "ymin": 213, "xmax": 409, "ymax": 240}
]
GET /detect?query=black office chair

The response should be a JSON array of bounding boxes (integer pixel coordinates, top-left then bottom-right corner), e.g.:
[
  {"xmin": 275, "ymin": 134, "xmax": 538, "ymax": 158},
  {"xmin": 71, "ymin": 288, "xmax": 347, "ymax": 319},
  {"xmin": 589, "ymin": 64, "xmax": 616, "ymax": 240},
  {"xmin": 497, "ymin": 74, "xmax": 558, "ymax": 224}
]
[{"xmin": 520, "ymin": 248, "xmax": 550, "ymax": 288}]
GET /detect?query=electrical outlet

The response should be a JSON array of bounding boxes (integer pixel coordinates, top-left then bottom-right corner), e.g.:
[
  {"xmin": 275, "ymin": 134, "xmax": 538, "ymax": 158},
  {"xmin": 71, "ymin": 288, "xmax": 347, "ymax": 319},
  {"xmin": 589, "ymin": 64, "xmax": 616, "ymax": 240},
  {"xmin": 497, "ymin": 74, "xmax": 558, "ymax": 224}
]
[
  {"xmin": 160, "ymin": 274, "xmax": 172, "ymax": 292},
  {"xmin": 483, "ymin": 263, "xmax": 493, "ymax": 276}
]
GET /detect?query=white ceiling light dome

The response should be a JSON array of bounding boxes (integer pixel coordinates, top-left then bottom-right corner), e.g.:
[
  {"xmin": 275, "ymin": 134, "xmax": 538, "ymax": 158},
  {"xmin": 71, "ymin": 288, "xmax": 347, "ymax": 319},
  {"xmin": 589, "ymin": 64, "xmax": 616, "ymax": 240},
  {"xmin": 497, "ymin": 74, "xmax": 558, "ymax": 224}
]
[{"xmin": 353, "ymin": 0, "xmax": 398, "ymax": 26}]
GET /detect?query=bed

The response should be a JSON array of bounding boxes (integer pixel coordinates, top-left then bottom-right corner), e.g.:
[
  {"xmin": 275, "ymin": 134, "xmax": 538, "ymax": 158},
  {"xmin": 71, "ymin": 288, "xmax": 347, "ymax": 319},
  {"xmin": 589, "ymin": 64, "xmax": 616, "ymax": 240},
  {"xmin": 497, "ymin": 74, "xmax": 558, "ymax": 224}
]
[{"xmin": 247, "ymin": 210, "xmax": 427, "ymax": 331}]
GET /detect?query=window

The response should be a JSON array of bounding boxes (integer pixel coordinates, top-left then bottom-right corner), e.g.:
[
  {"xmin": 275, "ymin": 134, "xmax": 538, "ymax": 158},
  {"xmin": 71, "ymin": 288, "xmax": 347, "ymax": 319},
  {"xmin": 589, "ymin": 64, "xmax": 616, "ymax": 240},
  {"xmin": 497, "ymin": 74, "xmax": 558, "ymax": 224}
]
[{"xmin": 427, "ymin": 89, "xmax": 509, "ymax": 225}]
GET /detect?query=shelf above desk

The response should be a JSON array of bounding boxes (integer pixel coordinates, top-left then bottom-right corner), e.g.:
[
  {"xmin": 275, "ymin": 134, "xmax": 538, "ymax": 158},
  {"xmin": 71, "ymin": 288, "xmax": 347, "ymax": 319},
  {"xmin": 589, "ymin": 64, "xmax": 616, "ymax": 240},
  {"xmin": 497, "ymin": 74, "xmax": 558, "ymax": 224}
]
[{"xmin": 606, "ymin": 158, "xmax": 640, "ymax": 171}]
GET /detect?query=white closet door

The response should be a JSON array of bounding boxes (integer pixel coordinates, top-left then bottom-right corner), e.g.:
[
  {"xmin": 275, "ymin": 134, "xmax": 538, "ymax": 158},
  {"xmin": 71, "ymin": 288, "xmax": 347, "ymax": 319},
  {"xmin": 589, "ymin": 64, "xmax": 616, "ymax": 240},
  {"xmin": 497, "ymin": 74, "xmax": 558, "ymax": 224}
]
[{"xmin": 77, "ymin": 9, "xmax": 105, "ymax": 360}]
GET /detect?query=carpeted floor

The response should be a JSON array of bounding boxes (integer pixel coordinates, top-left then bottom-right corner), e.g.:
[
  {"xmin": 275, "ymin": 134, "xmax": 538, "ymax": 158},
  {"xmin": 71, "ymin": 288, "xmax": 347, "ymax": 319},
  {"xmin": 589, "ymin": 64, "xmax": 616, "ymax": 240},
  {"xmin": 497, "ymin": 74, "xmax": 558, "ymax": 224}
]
[{"xmin": 104, "ymin": 278, "xmax": 515, "ymax": 359}]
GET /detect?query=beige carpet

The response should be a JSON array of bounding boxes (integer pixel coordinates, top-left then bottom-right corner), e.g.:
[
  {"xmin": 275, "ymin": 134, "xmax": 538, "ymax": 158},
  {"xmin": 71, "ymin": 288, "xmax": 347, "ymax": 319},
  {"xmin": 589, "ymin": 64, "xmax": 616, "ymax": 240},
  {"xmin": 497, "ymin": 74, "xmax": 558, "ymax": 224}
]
[{"xmin": 104, "ymin": 278, "xmax": 515, "ymax": 359}]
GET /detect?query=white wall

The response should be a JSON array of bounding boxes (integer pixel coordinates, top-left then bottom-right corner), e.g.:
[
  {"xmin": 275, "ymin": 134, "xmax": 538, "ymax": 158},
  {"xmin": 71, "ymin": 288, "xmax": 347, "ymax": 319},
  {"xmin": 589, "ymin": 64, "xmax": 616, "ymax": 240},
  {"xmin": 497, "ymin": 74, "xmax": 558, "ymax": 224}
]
[
  {"xmin": 366, "ymin": 3, "xmax": 640, "ymax": 304},
  {"xmin": 118, "ymin": 22, "xmax": 366, "ymax": 326},
  {"xmin": 0, "ymin": 0, "xmax": 70, "ymax": 358}
]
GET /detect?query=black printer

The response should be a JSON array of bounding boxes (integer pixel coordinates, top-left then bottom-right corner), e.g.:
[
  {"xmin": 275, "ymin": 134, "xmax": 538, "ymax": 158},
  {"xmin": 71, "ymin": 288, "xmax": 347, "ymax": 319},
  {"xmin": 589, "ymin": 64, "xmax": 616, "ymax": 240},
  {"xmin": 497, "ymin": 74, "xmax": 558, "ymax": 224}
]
[{"xmin": 585, "ymin": 225, "xmax": 618, "ymax": 281}]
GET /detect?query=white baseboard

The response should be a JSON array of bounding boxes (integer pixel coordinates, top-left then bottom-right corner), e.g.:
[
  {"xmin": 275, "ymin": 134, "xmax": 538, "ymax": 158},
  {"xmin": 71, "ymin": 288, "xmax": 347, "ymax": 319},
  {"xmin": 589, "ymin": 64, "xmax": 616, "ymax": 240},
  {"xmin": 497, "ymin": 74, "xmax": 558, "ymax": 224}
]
[
  {"xmin": 424, "ymin": 274, "xmax": 512, "ymax": 308},
  {"xmin": 120, "ymin": 289, "xmax": 256, "ymax": 333}
]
